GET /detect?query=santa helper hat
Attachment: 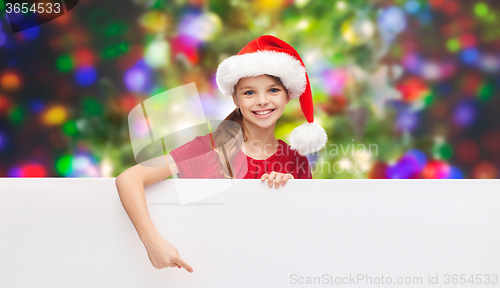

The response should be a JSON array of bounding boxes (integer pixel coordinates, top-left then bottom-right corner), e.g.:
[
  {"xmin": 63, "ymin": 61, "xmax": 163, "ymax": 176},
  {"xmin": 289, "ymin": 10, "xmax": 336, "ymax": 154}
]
[{"xmin": 215, "ymin": 35, "xmax": 328, "ymax": 156}]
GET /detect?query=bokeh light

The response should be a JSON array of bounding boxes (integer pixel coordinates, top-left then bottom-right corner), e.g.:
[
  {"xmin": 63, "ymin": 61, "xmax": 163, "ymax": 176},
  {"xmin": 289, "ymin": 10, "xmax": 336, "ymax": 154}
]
[
  {"xmin": 0, "ymin": 95, "xmax": 12, "ymax": 115},
  {"xmin": 387, "ymin": 155, "xmax": 420, "ymax": 179},
  {"xmin": 422, "ymin": 160, "xmax": 450, "ymax": 179},
  {"xmin": 56, "ymin": 155, "xmax": 73, "ymax": 176},
  {"xmin": 405, "ymin": 0, "xmax": 420, "ymax": 14},
  {"xmin": 341, "ymin": 16, "xmax": 375, "ymax": 45},
  {"xmin": 56, "ymin": 55, "xmax": 74, "ymax": 73},
  {"xmin": 74, "ymin": 66, "xmax": 97, "ymax": 86},
  {"xmin": 456, "ymin": 141, "xmax": 480, "ymax": 164},
  {"xmin": 144, "ymin": 38, "xmax": 170, "ymax": 68},
  {"xmin": 447, "ymin": 166, "xmax": 464, "ymax": 179},
  {"xmin": 472, "ymin": 161, "xmax": 498, "ymax": 179},
  {"xmin": 453, "ymin": 100, "xmax": 476, "ymax": 127},
  {"xmin": 1, "ymin": 72, "xmax": 21, "ymax": 91},
  {"xmin": 178, "ymin": 11, "xmax": 222, "ymax": 42},
  {"xmin": 124, "ymin": 60, "xmax": 153, "ymax": 93},
  {"xmin": 42, "ymin": 106, "xmax": 68, "ymax": 125},
  {"xmin": 461, "ymin": 48, "xmax": 480, "ymax": 65},
  {"xmin": 74, "ymin": 48, "xmax": 96, "ymax": 68},
  {"xmin": 0, "ymin": 130, "xmax": 7, "ymax": 151},
  {"xmin": 474, "ymin": 2, "xmax": 489, "ymax": 18},
  {"xmin": 378, "ymin": 6, "xmax": 407, "ymax": 34},
  {"xmin": 396, "ymin": 110, "xmax": 419, "ymax": 132},
  {"xmin": 0, "ymin": 30, "xmax": 8, "ymax": 47},
  {"xmin": 21, "ymin": 163, "xmax": 47, "ymax": 177},
  {"xmin": 18, "ymin": 25, "xmax": 40, "ymax": 41},
  {"xmin": 139, "ymin": 10, "xmax": 169, "ymax": 32},
  {"xmin": 29, "ymin": 99, "xmax": 45, "ymax": 113}
]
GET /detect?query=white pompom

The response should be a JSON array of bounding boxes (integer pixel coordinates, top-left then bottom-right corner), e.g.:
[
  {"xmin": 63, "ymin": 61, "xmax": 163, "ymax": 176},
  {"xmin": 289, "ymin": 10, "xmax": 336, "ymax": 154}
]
[{"xmin": 290, "ymin": 122, "xmax": 328, "ymax": 156}]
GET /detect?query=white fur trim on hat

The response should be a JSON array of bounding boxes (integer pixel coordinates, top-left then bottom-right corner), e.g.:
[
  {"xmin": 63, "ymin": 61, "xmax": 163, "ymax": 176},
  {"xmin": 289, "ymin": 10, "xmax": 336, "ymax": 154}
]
[
  {"xmin": 290, "ymin": 122, "xmax": 328, "ymax": 156},
  {"xmin": 216, "ymin": 50, "xmax": 307, "ymax": 99}
]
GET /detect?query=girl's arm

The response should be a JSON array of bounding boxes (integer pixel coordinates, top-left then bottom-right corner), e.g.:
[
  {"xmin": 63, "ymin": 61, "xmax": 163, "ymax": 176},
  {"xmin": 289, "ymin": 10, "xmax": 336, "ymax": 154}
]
[
  {"xmin": 115, "ymin": 154, "xmax": 175, "ymax": 242},
  {"xmin": 115, "ymin": 154, "xmax": 193, "ymax": 272}
]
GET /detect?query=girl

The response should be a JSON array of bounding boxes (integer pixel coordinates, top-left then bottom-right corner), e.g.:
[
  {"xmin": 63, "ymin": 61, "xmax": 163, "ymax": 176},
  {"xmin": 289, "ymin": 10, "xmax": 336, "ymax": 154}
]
[{"xmin": 115, "ymin": 35, "xmax": 327, "ymax": 273}]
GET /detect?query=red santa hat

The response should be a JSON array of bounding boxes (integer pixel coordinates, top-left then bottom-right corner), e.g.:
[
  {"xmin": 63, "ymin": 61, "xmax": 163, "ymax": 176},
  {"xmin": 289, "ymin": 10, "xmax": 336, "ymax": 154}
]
[{"xmin": 215, "ymin": 35, "xmax": 328, "ymax": 156}]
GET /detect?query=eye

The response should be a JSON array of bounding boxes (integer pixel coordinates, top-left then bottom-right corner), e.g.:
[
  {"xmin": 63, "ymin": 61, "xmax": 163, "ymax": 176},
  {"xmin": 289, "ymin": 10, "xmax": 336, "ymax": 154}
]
[
  {"xmin": 244, "ymin": 90, "xmax": 254, "ymax": 95},
  {"xmin": 270, "ymin": 88, "xmax": 280, "ymax": 93}
]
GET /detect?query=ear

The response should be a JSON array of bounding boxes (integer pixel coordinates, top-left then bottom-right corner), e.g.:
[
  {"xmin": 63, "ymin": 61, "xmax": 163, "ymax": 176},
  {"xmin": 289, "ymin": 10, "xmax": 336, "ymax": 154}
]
[
  {"xmin": 286, "ymin": 94, "xmax": 291, "ymax": 104},
  {"xmin": 232, "ymin": 94, "xmax": 239, "ymax": 108}
]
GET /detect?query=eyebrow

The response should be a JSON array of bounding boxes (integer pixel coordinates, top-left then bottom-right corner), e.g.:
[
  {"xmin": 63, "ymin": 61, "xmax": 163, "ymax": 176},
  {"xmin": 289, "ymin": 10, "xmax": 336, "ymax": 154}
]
[{"xmin": 238, "ymin": 83, "xmax": 281, "ymax": 91}]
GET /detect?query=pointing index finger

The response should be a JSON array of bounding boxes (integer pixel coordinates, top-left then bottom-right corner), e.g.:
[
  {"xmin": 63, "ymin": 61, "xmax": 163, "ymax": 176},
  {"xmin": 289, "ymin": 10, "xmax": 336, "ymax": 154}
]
[{"xmin": 176, "ymin": 258, "xmax": 193, "ymax": 273}]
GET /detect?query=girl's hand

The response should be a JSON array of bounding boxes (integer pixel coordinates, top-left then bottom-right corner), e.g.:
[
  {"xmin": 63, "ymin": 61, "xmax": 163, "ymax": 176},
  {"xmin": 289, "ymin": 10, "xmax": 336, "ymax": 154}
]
[
  {"xmin": 261, "ymin": 172, "xmax": 294, "ymax": 189},
  {"xmin": 143, "ymin": 236, "xmax": 193, "ymax": 273}
]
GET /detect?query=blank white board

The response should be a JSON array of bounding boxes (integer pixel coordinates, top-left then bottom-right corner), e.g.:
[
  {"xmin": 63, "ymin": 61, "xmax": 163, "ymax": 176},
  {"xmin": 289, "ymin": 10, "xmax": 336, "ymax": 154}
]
[{"xmin": 0, "ymin": 179, "xmax": 499, "ymax": 287}]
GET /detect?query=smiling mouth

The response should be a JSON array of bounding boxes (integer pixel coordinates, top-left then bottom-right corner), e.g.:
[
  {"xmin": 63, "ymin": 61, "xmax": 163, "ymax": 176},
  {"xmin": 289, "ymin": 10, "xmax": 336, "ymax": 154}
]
[{"xmin": 252, "ymin": 109, "xmax": 275, "ymax": 115}]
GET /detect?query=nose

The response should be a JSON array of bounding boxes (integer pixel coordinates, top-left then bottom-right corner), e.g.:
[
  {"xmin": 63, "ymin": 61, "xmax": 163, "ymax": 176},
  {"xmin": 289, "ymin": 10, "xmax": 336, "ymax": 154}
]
[{"xmin": 256, "ymin": 92, "xmax": 269, "ymax": 106}]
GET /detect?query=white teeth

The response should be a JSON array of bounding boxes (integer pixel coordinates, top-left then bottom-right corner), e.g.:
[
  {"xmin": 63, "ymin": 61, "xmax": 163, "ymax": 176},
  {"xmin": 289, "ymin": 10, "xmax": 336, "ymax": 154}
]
[{"xmin": 254, "ymin": 109, "xmax": 273, "ymax": 115}]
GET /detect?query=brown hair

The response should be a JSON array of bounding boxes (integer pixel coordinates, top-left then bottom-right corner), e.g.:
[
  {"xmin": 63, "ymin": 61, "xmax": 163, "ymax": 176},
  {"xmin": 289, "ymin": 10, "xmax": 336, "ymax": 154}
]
[{"xmin": 209, "ymin": 74, "xmax": 288, "ymax": 178}]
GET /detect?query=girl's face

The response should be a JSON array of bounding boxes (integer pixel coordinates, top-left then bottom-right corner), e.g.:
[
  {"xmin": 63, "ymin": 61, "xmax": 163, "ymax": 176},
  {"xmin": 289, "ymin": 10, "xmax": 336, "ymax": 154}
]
[{"xmin": 232, "ymin": 75, "xmax": 290, "ymax": 131}]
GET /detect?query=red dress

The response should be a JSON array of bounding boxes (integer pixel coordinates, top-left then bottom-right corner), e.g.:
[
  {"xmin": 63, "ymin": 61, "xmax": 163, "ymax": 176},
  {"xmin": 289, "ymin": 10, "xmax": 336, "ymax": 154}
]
[{"xmin": 169, "ymin": 133, "xmax": 312, "ymax": 179}]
